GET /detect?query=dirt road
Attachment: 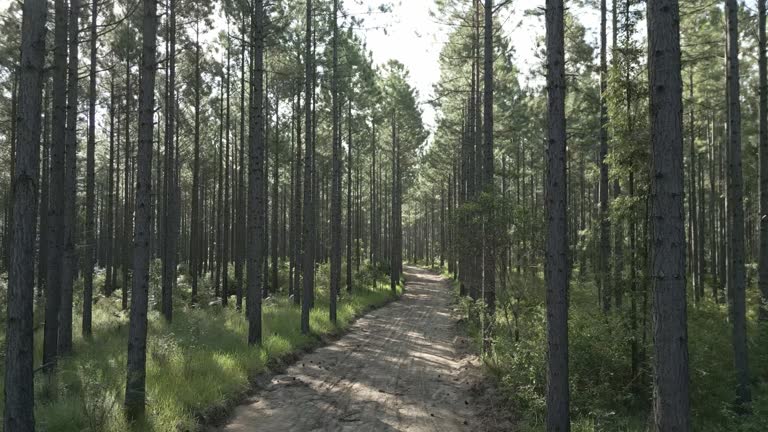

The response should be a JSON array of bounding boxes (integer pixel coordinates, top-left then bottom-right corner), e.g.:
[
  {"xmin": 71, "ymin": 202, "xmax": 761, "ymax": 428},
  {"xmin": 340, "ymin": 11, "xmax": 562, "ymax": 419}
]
[{"xmin": 212, "ymin": 266, "xmax": 482, "ymax": 432}]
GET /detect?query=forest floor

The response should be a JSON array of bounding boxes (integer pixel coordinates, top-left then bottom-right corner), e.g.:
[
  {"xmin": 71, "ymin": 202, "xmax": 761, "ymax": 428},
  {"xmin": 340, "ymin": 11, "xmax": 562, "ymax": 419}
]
[{"xmin": 211, "ymin": 266, "xmax": 495, "ymax": 432}]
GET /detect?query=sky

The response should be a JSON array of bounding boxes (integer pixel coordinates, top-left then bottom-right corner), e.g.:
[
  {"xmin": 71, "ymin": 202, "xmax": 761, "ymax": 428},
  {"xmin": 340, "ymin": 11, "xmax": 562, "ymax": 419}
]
[
  {"xmin": 350, "ymin": 0, "xmax": 541, "ymax": 132},
  {"xmin": 0, "ymin": 0, "xmax": 604, "ymax": 133},
  {"xmin": 348, "ymin": 1, "xmax": 445, "ymax": 131},
  {"xmin": 350, "ymin": 1, "xmax": 601, "ymax": 133}
]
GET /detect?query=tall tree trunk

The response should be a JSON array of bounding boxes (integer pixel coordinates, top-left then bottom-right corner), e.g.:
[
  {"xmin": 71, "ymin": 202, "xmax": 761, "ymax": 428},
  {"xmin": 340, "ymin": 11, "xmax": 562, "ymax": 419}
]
[
  {"xmin": 758, "ymin": 0, "xmax": 768, "ymax": 322},
  {"xmin": 371, "ymin": 120, "xmax": 378, "ymax": 267},
  {"xmin": 190, "ymin": 21, "xmax": 202, "ymax": 303},
  {"xmin": 442, "ymin": 181, "xmax": 447, "ymax": 270},
  {"xmin": 223, "ymin": 27, "xmax": 231, "ymax": 307},
  {"xmin": 346, "ymin": 101, "xmax": 353, "ymax": 293},
  {"xmin": 544, "ymin": 1, "xmax": 570, "ymax": 429},
  {"xmin": 449, "ymin": 169, "xmax": 455, "ymax": 279},
  {"xmin": 262, "ymin": 78, "xmax": 270, "ymax": 298},
  {"xmin": 161, "ymin": 0, "xmax": 177, "ymax": 321},
  {"xmin": 689, "ymin": 71, "xmax": 700, "ymax": 304},
  {"xmin": 38, "ymin": 83, "xmax": 50, "ymax": 299},
  {"xmin": 329, "ymin": 0, "xmax": 341, "ymax": 324},
  {"xmin": 83, "ymin": 0, "xmax": 99, "ymax": 337},
  {"xmin": 105, "ymin": 80, "xmax": 115, "ymax": 297},
  {"xmin": 3, "ymin": 0, "xmax": 46, "ymax": 426},
  {"xmin": 152, "ymin": 111, "xmax": 161, "ymax": 263},
  {"xmin": 271, "ymin": 94, "xmax": 279, "ymax": 298},
  {"xmin": 301, "ymin": 0, "xmax": 315, "ymax": 334},
  {"xmin": 292, "ymin": 90, "xmax": 303, "ymax": 306},
  {"xmin": 629, "ymin": 169, "xmax": 639, "ymax": 381},
  {"xmin": 648, "ymin": 1, "xmax": 691, "ymax": 429},
  {"xmin": 391, "ymin": 111, "xmax": 399, "ymax": 293},
  {"xmin": 718, "ymin": 124, "xmax": 726, "ymax": 303},
  {"xmin": 472, "ymin": 0, "xmax": 482, "ymax": 304},
  {"xmin": 122, "ymin": 54, "xmax": 133, "ymax": 312},
  {"xmin": 58, "ymin": 0, "xmax": 82, "ymax": 357},
  {"xmin": 124, "ymin": 0, "xmax": 157, "ymax": 418},
  {"xmin": 483, "ymin": 0, "xmax": 496, "ymax": 353},
  {"xmin": 289, "ymin": 98, "xmax": 295, "ymax": 296},
  {"xmin": 247, "ymin": 0, "xmax": 265, "ymax": 345},
  {"xmin": 599, "ymin": 0, "xmax": 611, "ymax": 313},
  {"xmin": 725, "ymin": 0, "xmax": 752, "ymax": 409},
  {"xmin": 709, "ymin": 113, "xmax": 719, "ymax": 297},
  {"xmin": 5, "ymin": 69, "xmax": 18, "ymax": 275},
  {"xmin": 236, "ymin": 18, "xmax": 247, "ymax": 311},
  {"xmin": 215, "ymin": 81, "xmax": 224, "ymax": 299}
]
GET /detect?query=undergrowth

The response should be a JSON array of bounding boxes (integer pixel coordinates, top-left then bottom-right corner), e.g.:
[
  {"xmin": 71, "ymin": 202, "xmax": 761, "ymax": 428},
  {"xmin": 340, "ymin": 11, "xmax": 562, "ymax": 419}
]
[
  {"xmin": 0, "ymin": 261, "xmax": 400, "ymax": 431},
  {"xmin": 455, "ymin": 269, "xmax": 768, "ymax": 432}
]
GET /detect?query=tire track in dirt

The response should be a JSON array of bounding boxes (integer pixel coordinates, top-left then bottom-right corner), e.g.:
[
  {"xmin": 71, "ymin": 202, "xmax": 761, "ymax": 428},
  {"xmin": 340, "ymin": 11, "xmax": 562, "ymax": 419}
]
[{"xmin": 211, "ymin": 266, "xmax": 481, "ymax": 432}]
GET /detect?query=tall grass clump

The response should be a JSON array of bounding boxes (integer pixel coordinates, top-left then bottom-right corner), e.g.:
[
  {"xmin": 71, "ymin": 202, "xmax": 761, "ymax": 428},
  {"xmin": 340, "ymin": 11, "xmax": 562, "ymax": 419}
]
[
  {"xmin": 455, "ymin": 268, "xmax": 768, "ymax": 432},
  {"xmin": 0, "ymin": 262, "xmax": 400, "ymax": 431}
]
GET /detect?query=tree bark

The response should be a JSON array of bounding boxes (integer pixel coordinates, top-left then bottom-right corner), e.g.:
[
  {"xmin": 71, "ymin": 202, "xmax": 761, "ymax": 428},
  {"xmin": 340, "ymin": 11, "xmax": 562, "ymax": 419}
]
[
  {"xmin": 58, "ymin": 0, "xmax": 82, "ymax": 356},
  {"xmin": 301, "ymin": 0, "xmax": 315, "ymax": 334},
  {"xmin": 725, "ymin": 0, "xmax": 752, "ymax": 409},
  {"xmin": 329, "ymin": 0, "xmax": 341, "ymax": 324},
  {"xmin": 105, "ymin": 79, "xmax": 115, "ymax": 297},
  {"xmin": 371, "ymin": 120, "xmax": 378, "ymax": 267},
  {"xmin": 236, "ymin": 18, "xmax": 247, "ymax": 311},
  {"xmin": 122, "ymin": 53, "xmax": 133, "ymax": 312},
  {"xmin": 688, "ymin": 71, "xmax": 700, "ymax": 304},
  {"xmin": 648, "ymin": 1, "xmax": 691, "ymax": 429},
  {"xmin": 293, "ymin": 90, "xmax": 303, "ymax": 306},
  {"xmin": 758, "ymin": 0, "xmax": 768, "ymax": 322},
  {"xmin": 483, "ymin": 0, "xmax": 496, "ymax": 353},
  {"xmin": 83, "ymin": 0, "xmax": 99, "ymax": 337},
  {"xmin": 599, "ymin": 0, "xmax": 611, "ymax": 313},
  {"xmin": 3, "ymin": 0, "xmax": 46, "ymax": 427},
  {"xmin": 38, "ymin": 83, "xmax": 50, "ymax": 299},
  {"xmin": 247, "ymin": 0, "xmax": 265, "ymax": 345},
  {"xmin": 545, "ymin": 1, "xmax": 570, "ymax": 430},
  {"xmin": 190, "ymin": 20, "xmax": 202, "ymax": 303},
  {"xmin": 124, "ymin": 0, "xmax": 157, "ymax": 418},
  {"xmin": 271, "ymin": 91, "xmax": 280, "ymax": 299},
  {"xmin": 223, "ymin": 28, "xmax": 232, "ymax": 308},
  {"xmin": 347, "ymin": 101, "xmax": 353, "ymax": 293},
  {"xmin": 161, "ymin": 0, "xmax": 177, "ymax": 321},
  {"xmin": 43, "ymin": 0, "xmax": 67, "ymax": 373}
]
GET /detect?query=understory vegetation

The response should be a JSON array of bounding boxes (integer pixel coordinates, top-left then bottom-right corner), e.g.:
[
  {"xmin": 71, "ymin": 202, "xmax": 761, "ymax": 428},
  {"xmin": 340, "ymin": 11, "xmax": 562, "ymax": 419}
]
[
  {"xmin": 454, "ymin": 270, "xmax": 768, "ymax": 432},
  {"xmin": 0, "ymin": 263, "xmax": 399, "ymax": 431}
]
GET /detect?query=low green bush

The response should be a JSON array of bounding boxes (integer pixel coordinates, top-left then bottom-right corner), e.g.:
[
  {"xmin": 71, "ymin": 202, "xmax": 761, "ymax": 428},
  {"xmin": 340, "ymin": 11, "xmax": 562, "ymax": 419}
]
[
  {"xmin": 457, "ymin": 269, "xmax": 768, "ymax": 432},
  {"xmin": 0, "ymin": 262, "xmax": 399, "ymax": 431}
]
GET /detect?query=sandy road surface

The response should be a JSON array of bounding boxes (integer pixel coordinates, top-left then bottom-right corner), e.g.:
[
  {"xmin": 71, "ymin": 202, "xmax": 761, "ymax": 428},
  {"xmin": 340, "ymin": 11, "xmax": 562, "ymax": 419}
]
[{"xmin": 212, "ymin": 266, "xmax": 483, "ymax": 432}]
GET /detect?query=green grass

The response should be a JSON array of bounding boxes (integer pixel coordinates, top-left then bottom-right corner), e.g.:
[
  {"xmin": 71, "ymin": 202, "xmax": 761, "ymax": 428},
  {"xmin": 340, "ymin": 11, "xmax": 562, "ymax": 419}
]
[
  {"xmin": 455, "ymin": 268, "xmax": 768, "ymax": 432},
  {"xmin": 0, "ymin": 261, "xmax": 401, "ymax": 431}
]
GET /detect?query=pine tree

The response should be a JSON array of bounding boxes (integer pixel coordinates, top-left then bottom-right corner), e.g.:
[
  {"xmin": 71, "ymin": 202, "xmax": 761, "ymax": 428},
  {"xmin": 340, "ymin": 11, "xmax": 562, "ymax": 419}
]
[
  {"xmin": 648, "ymin": 0, "xmax": 691, "ymax": 429},
  {"xmin": 247, "ymin": 0, "xmax": 265, "ymax": 345},
  {"xmin": 161, "ymin": 0, "xmax": 178, "ymax": 322},
  {"xmin": 42, "ymin": 0, "xmax": 69, "ymax": 374},
  {"xmin": 725, "ymin": 0, "xmax": 751, "ymax": 410},
  {"xmin": 3, "ymin": 0, "xmax": 46, "ymax": 427},
  {"xmin": 301, "ymin": 0, "xmax": 314, "ymax": 335},
  {"xmin": 83, "ymin": 0, "xmax": 99, "ymax": 336},
  {"xmin": 482, "ymin": 0, "xmax": 495, "ymax": 352},
  {"xmin": 758, "ymin": 0, "xmax": 768, "ymax": 322},
  {"xmin": 330, "ymin": 0, "xmax": 341, "ymax": 324},
  {"xmin": 58, "ymin": 0, "xmax": 82, "ymax": 355},
  {"xmin": 545, "ymin": 1, "xmax": 570, "ymax": 429},
  {"xmin": 124, "ymin": 0, "xmax": 158, "ymax": 417}
]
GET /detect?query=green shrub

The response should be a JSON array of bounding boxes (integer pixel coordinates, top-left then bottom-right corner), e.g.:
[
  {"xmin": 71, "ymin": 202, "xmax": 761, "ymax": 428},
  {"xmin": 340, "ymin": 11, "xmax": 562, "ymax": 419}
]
[
  {"xmin": 458, "ymin": 269, "xmax": 768, "ymax": 431},
  {"xmin": 0, "ymin": 263, "xmax": 399, "ymax": 431}
]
